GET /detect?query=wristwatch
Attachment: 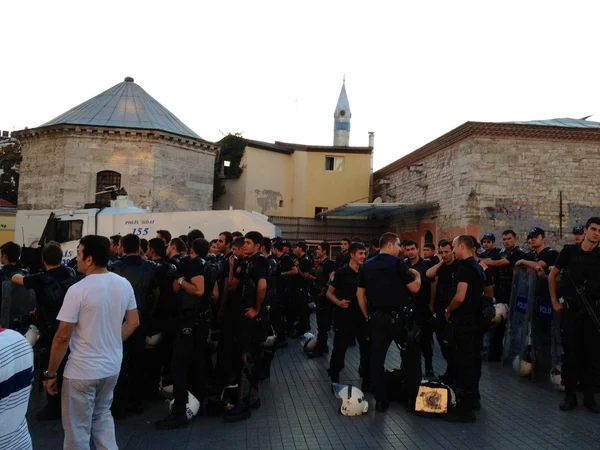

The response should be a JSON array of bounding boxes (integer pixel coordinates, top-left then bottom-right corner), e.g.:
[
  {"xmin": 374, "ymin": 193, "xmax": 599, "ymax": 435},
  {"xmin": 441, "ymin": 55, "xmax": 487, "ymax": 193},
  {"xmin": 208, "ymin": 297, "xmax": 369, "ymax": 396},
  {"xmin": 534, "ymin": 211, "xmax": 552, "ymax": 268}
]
[
  {"xmin": 178, "ymin": 277, "xmax": 185, "ymax": 286},
  {"xmin": 43, "ymin": 370, "xmax": 57, "ymax": 380}
]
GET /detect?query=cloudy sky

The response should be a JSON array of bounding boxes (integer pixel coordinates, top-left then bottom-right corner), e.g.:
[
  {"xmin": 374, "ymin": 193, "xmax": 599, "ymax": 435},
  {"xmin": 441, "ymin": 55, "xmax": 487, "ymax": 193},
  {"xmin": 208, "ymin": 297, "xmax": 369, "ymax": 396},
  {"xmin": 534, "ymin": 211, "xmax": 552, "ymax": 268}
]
[{"xmin": 3, "ymin": 1, "xmax": 599, "ymax": 170}]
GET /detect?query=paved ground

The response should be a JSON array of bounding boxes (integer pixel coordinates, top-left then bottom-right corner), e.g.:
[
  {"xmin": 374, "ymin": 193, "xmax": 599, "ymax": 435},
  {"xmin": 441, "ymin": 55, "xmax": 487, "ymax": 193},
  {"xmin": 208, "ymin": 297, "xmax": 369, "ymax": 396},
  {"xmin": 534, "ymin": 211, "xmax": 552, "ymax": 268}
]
[{"xmin": 28, "ymin": 316, "xmax": 599, "ymax": 449}]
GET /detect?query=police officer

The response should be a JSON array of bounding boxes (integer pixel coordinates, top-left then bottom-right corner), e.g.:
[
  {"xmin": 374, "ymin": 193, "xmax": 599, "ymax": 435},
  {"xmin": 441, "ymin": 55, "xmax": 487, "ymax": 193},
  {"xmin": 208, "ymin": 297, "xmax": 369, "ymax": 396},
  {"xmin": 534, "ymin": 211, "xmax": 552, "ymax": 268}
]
[
  {"xmin": 481, "ymin": 230, "xmax": 526, "ymax": 361},
  {"xmin": 310, "ymin": 242, "xmax": 336, "ymax": 358},
  {"xmin": 289, "ymin": 242, "xmax": 314, "ymax": 338},
  {"xmin": 224, "ymin": 231, "xmax": 269, "ymax": 423},
  {"xmin": 144, "ymin": 238, "xmax": 177, "ymax": 400},
  {"xmin": 328, "ymin": 242, "xmax": 371, "ymax": 390},
  {"xmin": 0, "ymin": 242, "xmax": 25, "ymax": 304},
  {"xmin": 335, "ymin": 238, "xmax": 351, "ymax": 269},
  {"xmin": 404, "ymin": 240, "xmax": 435, "ymax": 377},
  {"xmin": 111, "ymin": 233, "xmax": 159, "ymax": 417},
  {"xmin": 12, "ymin": 243, "xmax": 76, "ymax": 420},
  {"xmin": 549, "ymin": 217, "xmax": 600, "ymax": 413},
  {"xmin": 272, "ymin": 241, "xmax": 294, "ymax": 346},
  {"xmin": 572, "ymin": 225, "xmax": 585, "ymax": 244},
  {"xmin": 479, "ymin": 233, "xmax": 501, "ymax": 260},
  {"xmin": 423, "ymin": 243, "xmax": 438, "ymax": 264},
  {"xmin": 218, "ymin": 236, "xmax": 246, "ymax": 386},
  {"xmin": 357, "ymin": 232, "xmax": 422, "ymax": 413},
  {"xmin": 443, "ymin": 235, "xmax": 486, "ymax": 423},
  {"xmin": 515, "ymin": 227, "xmax": 559, "ymax": 273},
  {"xmin": 425, "ymin": 240, "xmax": 458, "ymax": 384},
  {"xmin": 156, "ymin": 238, "xmax": 218, "ymax": 429}
]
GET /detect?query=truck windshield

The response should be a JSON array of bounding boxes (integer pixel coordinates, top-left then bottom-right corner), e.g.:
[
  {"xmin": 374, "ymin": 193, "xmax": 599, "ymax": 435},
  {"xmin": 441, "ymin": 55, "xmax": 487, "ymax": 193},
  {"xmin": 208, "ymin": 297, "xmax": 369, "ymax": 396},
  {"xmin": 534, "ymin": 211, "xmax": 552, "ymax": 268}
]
[{"xmin": 55, "ymin": 220, "xmax": 83, "ymax": 243}]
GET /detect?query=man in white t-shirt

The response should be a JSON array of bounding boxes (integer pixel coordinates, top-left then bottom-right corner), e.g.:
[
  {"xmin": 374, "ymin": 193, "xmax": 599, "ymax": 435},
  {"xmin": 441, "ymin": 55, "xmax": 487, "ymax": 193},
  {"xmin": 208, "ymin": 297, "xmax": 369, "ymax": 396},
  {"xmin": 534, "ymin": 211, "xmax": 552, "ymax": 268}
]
[{"xmin": 42, "ymin": 235, "xmax": 139, "ymax": 450}]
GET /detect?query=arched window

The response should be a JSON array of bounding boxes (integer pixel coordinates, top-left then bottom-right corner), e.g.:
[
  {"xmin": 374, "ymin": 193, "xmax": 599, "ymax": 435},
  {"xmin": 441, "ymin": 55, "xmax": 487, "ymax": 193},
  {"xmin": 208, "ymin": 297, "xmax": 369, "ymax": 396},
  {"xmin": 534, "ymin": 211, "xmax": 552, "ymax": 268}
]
[
  {"xmin": 424, "ymin": 230, "xmax": 434, "ymax": 245},
  {"xmin": 95, "ymin": 171, "xmax": 121, "ymax": 205}
]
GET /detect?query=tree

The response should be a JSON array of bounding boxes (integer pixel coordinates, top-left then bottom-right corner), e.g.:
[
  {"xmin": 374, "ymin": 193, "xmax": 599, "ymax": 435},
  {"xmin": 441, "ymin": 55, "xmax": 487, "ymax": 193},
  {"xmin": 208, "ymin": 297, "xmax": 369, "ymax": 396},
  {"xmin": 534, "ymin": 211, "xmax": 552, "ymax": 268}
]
[
  {"xmin": 213, "ymin": 133, "xmax": 247, "ymax": 202},
  {"xmin": 0, "ymin": 141, "xmax": 22, "ymax": 205}
]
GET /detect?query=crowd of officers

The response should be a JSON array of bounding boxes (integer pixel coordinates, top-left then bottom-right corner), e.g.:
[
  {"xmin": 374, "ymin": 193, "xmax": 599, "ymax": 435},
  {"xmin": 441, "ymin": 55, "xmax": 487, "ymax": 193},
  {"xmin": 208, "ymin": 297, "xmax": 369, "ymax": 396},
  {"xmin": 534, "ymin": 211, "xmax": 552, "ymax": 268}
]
[{"xmin": 0, "ymin": 219, "xmax": 598, "ymax": 427}]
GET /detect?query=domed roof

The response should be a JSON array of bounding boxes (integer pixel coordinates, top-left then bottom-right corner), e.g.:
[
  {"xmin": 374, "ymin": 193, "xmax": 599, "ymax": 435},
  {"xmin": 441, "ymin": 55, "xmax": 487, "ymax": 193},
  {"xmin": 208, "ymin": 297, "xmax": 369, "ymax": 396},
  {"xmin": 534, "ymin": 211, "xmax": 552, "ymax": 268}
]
[{"xmin": 41, "ymin": 77, "xmax": 202, "ymax": 140}]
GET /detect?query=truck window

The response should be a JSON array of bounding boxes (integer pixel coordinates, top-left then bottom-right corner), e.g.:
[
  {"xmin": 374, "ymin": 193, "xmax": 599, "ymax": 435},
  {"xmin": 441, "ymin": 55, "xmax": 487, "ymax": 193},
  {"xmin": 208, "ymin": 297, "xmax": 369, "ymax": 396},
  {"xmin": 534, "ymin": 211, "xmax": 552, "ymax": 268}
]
[{"xmin": 55, "ymin": 220, "xmax": 83, "ymax": 243}]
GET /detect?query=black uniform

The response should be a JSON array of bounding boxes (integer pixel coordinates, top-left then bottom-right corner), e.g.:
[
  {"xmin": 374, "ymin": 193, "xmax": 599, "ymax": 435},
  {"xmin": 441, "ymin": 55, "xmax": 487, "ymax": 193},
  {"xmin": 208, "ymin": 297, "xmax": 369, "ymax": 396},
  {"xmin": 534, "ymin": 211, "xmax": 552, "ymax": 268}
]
[
  {"xmin": 272, "ymin": 252, "xmax": 293, "ymax": 342},
  {"xmin": 555, "ymin": 244, "xmax": 600, "ymax": 400},
  {"xmin": 144, "ymin": 258, "xmax": 177, "ymax": 398},
  {"xmin": 335, "ymin": 251, "xmax": 349, "ymax": 270},
  {"xmin": 313, "ymin": 257, "xmax": 336, "ymax": 353},
  {"xmin": 0, "ymin": 264, "xmax": 25, "ymax": 313},
  {"xmin": 447, "ymin": 257, "xmax": 485, "ymax": 418},
  {"xmin": 226, "ymin": 253, "xmax": 268, "ymax": 420},
  {"xmin": 171, "ymin": 256, "xmax": 213, "ymax": 417},
  {"xmin": 290, "ymin": 253, "xmax": 312, "ymax": 335},
  {"xmin": 22, "ymin": 266, "xmax": 76, "ymax": 418},
  {"xmin": 328, "ymin": 264, "xmax": 371, "ymax": 385},
  {"xmin": 405, "ymin": 257, "xmax": 434, "ymax": 373},
  {"xmin": 216, "ymin": 252, "xmax": 238, "ymax": 385},
  {"xmin": 488, "ymin": 246, "xmax": 525, "ymax": 361},
  {"xmin": 358, "ymin": 254, "xmax": 421, "ymax": 406},
  {"xmin": 434, "ymin": 260, "xmax": 459, "ymax": 370},
  {"xmin": 111, "ymin": 255, "xmax": 159, "ymax": 415}
]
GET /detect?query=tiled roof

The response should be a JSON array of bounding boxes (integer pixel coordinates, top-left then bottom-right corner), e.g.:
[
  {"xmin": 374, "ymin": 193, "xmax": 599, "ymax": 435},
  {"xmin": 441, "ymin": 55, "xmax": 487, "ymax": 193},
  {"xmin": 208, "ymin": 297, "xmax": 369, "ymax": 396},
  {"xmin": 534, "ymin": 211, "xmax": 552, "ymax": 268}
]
[
  {"xmin": 246, "ymin": 139, "xmax": 372, "ymax": 155},
  {"xmin": 374, "ymin": 119, "xmax": 600, "ymax": 179},
  {"xmin": 505, "ymin": 118, "xmax": 600, "ymax": 129},
  {"xmin": 0, "ymin": 198, "xmax": 16, "ymax": 208},
  {"xmin": 39, "ymin": 77, "xmax": 202, "ymax": 141}
]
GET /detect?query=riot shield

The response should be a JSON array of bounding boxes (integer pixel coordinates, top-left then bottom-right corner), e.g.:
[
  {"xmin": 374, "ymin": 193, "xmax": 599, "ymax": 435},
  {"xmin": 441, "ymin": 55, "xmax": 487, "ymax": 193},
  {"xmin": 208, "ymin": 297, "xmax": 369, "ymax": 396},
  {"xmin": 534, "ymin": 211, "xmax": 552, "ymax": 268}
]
[
  {"xmin": 531, "ymin": 277, "xmax": 554, "ymax": 382},
  {"xmin": 503, "ymin": 268, "xmax": 536, "ymax": 372}
]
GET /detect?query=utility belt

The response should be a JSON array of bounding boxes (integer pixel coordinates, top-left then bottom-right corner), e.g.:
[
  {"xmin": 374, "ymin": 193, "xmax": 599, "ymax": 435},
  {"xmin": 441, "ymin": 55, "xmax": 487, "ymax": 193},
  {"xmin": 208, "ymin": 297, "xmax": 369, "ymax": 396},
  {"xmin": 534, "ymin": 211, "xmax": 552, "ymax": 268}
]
[
  {"xmin": 372, "ymin": 306, "xmax": 420, "ymax": 350},
  {"xmin": 177, "ymin": 304, "xmax": 214, "ymax": 324}
]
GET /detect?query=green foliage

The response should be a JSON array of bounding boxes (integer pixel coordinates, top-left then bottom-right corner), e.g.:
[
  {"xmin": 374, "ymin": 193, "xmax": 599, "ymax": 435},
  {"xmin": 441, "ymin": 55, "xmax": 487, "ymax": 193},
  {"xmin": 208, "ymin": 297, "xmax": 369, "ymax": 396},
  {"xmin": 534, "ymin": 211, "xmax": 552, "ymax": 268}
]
[
  {"xmin": 0, "ymin": 141, "xmax": 22, "ymax": 205},
  {"xmin": 213, "ymin": 133, "xmax": 247, "ymax": 202}
]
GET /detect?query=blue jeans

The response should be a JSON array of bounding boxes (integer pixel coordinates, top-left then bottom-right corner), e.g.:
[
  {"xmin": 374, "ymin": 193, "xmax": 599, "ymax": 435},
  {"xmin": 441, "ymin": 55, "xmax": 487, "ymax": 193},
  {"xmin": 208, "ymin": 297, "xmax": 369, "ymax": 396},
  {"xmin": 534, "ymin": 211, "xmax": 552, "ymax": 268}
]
[{"xmin": 61, "ymin": 375, "xmax": 119, "ymax": 450}]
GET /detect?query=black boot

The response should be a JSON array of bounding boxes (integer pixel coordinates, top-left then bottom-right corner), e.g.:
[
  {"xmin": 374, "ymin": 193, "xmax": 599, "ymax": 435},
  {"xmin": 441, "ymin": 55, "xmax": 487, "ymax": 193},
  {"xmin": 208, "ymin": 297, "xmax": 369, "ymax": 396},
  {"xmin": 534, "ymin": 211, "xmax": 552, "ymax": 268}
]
[
  {"xmin": 155, "ymin": 413, "xmax": 188, "ymax": 430},
  {"xmin": 559, "ymin": 394, "xmax": 577, "ymax": 412},
  {"xmin": 445, "ymin": 406, "xmax": 476, "ymax": 423},
  {"xmin": 308, "ymin": 346, "xmax": 327, "ymax": 359},
  {"xmin": 375, "ymin": 399, "xmax": 390, "ymax": 413},
  {"xmin": 583, "ymin": 391, "xmax": 600, "ymax": 413}
]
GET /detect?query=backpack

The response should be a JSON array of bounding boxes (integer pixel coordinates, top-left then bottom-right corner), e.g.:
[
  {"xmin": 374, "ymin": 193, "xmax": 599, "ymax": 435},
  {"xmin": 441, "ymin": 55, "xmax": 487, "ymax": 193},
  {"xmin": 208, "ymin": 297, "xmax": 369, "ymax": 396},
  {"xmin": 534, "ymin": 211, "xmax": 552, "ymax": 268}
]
[{"xmin": 201, "ymin": 258, "xmax": 220, "ymax": 303}]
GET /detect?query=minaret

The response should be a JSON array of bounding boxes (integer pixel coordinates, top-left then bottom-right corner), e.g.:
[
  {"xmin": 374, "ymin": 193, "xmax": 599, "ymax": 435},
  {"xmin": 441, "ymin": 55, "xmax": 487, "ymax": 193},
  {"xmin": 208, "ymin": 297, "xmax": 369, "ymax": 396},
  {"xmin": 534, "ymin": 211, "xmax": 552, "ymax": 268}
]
[{"xmin": 333, "ymin": 77, "xmax": 351, "ymax": 146}]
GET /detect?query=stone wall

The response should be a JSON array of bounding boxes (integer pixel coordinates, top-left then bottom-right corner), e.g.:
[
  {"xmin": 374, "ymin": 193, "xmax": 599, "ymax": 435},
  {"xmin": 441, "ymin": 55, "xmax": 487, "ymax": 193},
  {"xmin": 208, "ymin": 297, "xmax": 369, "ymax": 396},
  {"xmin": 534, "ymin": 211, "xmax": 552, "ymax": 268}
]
[
  {"xmin": 471, "ymin": 137, "xmax": 600, "ymax": 247},
  {"xmin": 375, "ymin": 134, "xmax": 600, "ymax": 248},
  {"xmin": 17, "ymin": 128, "xmax": 216, "ymax": 212},
  {"xmin": 374, "ymin": 139, "xmax": 476, "ymax": 243}
]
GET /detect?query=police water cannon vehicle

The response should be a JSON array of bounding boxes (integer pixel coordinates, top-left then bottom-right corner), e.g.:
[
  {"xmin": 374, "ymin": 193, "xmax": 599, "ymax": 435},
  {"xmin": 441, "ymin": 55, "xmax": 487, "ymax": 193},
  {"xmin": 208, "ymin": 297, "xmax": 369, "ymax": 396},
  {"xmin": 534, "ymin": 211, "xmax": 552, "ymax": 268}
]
[{"xmin": 15, "ymin": 191, "xmax": 280, "ymax": 265}]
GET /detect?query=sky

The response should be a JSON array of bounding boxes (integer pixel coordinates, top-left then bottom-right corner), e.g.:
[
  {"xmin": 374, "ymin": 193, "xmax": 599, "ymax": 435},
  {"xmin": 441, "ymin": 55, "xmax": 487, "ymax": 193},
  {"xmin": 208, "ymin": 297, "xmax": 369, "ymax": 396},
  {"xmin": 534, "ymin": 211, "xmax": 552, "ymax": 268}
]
[{"xmin": 3, "ymin": 1, "xmax": 600, "ymax": 171}]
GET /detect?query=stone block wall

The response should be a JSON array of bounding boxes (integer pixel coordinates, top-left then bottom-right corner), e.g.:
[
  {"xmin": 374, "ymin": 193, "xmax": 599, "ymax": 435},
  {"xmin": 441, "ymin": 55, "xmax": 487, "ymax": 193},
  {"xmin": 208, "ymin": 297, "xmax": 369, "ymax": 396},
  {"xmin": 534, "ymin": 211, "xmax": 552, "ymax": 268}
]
[
  {"xmin": 17, "ymin": 128, "xmax": 216, "ymax": 212},
  {"xmin": 471, "ymin": 137, "xmax": 600, "ymax": 247}
]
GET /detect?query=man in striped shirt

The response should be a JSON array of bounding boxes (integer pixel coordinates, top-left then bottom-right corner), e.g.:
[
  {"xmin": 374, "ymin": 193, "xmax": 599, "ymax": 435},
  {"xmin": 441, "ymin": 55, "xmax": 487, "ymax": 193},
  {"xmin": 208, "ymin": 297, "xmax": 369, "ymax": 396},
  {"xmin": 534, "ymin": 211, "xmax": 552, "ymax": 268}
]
[{"xmin": 0, "ymin": 327, "xmax": 34, "ymax": 450}]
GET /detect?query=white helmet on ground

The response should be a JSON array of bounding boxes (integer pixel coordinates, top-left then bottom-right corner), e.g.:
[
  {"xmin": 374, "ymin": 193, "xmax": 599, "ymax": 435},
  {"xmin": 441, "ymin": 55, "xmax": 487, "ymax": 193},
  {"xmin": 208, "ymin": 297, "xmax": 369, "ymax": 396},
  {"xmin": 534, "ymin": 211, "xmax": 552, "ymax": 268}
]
[
  {"xmin": 300, "ymin": 332, "xmax": 317, "ymax": 352},
  {"xmin": 550, "ymin": 366, "xmax": 565, "ymax": 391},
  {"xmin": 168, "ymin": 391, "xmax": 201, "ymax": 420},
  {"xmin": 24, "ymin": 324, "xmax": 40, "ymax": 347},
  {"xmin": 145, "ymin": 332, "xmax": 163, "ymax": 349},
  {"xmin": 513, "ymin": 355, "xmax": 533, "ymax": 377},
  {"xmin": 492, "ymin": 303, "xmax": 509, "ymax": 324},
  {"xmin": 332, "ymin": 383, "xmax": 369, "ymax": 416}
]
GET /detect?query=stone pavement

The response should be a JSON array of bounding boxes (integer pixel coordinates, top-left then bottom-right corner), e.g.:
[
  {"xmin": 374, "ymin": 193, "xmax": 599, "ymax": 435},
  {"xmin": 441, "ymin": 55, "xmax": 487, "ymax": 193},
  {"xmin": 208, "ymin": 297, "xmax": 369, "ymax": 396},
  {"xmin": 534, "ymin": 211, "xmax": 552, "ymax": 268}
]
[{"xmin": 28, "ymin": 317, "xmax": 599, "ymax": 450}]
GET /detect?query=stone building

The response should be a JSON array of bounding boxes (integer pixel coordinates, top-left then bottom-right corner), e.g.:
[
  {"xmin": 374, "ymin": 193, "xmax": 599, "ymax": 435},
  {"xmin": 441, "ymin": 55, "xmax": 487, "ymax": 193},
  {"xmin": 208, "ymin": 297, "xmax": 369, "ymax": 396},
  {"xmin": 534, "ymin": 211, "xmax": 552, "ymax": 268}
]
[
  {"xmin": 14, "ymin": 77, "xmax": 217, "ymax": 212},
  {"xmin": 371, "ymin": 118, "xmax": 600, "ymax": 248},
  {"xmin": 214, "ymin": 79, "xmax": 375, "ymax": 218}
]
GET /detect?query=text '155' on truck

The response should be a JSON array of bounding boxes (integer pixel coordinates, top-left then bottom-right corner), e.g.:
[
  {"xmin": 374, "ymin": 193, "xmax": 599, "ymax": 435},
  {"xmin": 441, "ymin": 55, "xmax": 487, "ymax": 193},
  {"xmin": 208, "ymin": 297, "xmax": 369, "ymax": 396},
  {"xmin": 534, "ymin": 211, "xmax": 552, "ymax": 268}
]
[{"xmin": 15, "ymin": 195, "xmax": 280, "ymax": 266}]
